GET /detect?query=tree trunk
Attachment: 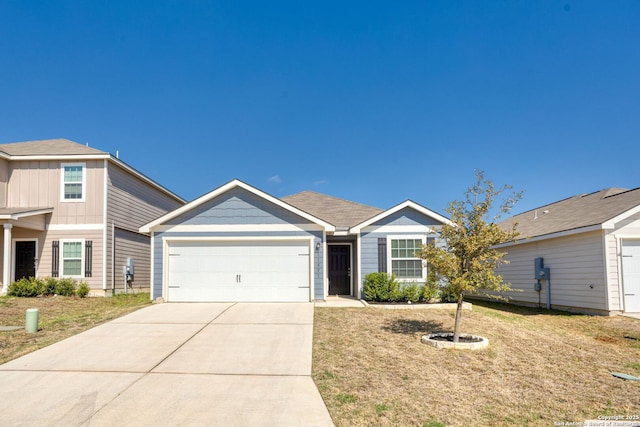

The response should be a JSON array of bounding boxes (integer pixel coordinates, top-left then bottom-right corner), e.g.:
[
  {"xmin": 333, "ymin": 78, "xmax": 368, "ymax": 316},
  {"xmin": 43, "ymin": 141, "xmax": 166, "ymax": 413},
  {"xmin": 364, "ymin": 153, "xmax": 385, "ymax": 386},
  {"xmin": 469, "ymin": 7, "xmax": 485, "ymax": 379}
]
[{"xmin": 453, "ymin": 293, "xmax": 464, "ymax": 343}]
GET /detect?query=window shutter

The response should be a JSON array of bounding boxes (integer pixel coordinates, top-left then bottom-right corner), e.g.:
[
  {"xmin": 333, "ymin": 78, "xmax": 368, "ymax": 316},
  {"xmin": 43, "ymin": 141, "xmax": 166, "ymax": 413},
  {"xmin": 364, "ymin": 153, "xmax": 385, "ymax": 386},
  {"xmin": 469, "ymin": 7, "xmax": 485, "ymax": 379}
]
[
  {"xmin": 377, "ymin": 238, "xmax": 387, "ymax": 273},
  {"xmin": 85, "ymin": 240, "xmax": 93, "ymax": 277},
  {"xmin": 52, "ymin": 241, "xmax": 59, "ymax": 277}
]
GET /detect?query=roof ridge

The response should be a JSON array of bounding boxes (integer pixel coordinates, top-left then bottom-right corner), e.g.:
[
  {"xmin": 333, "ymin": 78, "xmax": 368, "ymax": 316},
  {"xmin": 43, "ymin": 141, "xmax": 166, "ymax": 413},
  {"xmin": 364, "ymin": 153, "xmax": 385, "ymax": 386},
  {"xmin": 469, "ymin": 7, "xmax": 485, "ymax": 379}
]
[{"xmin": 283, "ymin": 190, "xmax": 382, "ymax": 210}]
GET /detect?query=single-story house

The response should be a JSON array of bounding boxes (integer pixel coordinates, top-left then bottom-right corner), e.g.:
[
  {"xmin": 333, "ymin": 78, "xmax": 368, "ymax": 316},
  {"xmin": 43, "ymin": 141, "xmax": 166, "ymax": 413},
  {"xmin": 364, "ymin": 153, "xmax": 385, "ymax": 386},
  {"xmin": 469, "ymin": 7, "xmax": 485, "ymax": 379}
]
[
  {"xmin": 496, "ymin": 187, "xmax": 640, "ymax": 315},
  {"xmin": 140, "ymin": 179, "xmax": 451, "ymax": 302}
]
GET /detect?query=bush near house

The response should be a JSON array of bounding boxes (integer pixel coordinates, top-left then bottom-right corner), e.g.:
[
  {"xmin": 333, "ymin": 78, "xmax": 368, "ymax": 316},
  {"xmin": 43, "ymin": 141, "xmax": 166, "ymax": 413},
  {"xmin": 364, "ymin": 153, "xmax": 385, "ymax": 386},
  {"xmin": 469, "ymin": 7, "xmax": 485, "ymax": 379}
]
[
  {"xmin": 7, "ymin": 277, "xmax": 90, "ymax": 298},
  {"xmin": 363, "ymin": 272, "xmax": 445, "ymax": 303}
]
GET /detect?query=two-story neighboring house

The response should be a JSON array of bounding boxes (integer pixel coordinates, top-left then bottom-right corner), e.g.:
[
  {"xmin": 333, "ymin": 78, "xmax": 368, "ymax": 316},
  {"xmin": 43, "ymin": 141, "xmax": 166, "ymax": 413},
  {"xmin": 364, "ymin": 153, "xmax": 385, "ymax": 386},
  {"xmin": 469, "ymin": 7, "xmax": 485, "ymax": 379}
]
[{"xmin": 0, "ymin": 139, "xmax": 185, "ymax": 295}]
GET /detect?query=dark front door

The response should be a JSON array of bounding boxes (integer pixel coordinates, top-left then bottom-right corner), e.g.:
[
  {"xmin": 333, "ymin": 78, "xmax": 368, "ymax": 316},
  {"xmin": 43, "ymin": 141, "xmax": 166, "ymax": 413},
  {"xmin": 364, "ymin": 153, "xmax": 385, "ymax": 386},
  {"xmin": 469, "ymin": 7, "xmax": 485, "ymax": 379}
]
[
  {"xmin": 328, "ymin": 245, "xmax": 351, "ymax": 295},
  {"xmin": 15, "ymin": 241, "xmax": 36, "ymax": 280}
]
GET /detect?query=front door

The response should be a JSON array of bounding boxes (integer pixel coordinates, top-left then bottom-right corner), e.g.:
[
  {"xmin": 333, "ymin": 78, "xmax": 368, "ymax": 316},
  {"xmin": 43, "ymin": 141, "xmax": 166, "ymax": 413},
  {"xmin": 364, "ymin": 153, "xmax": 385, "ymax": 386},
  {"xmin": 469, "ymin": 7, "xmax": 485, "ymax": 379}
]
[
  {"xmin": 328, "ymin": 245, "xmax": 351, "ymax": 295},
  {"xmin": 15, "ymin": 241, "xmax": 37, "ymax": 280}
]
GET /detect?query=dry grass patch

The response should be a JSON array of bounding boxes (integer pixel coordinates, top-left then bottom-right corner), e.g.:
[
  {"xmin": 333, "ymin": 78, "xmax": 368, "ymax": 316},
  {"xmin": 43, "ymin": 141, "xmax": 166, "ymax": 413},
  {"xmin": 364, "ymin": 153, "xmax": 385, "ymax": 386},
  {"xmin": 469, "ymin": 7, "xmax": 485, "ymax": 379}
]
[
  {"xmin": 0, "ymin": 293, "xmax": 151, "ymax": 364},
  {"xmin": 312, "ymin": 301, "xmax": 640, "ymax": 427}
]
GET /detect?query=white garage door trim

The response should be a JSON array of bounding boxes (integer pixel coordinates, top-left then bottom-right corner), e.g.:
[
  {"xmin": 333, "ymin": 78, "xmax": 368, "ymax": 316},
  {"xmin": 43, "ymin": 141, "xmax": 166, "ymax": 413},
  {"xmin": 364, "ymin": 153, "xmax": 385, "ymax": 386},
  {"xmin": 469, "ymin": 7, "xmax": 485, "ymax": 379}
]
[
  {"xmin": 621, "ymin": 239, "xmax": 640, "ymax": 313},
  {"xmin": 162, "ymin": 236, "xmax": 314, "ymax": 302}
]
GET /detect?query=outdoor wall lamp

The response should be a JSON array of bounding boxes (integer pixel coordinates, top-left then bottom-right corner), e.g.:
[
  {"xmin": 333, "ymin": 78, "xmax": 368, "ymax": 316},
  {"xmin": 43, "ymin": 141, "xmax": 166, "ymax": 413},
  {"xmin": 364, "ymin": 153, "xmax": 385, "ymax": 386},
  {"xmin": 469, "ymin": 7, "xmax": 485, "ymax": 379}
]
[{"xmin": 315, "ymin": 242, "xmax": 321, "ymax": 250}]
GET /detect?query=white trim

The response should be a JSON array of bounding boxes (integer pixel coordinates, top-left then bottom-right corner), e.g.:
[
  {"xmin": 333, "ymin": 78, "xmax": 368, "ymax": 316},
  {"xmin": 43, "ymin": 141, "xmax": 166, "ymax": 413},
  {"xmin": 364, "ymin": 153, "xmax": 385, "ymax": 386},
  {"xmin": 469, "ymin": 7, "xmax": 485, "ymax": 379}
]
[
  {"xmin": 102, "ymin": 159, "xmax": 108, "ymax": 290},
  {"xmin": 7, "ymin": 154, "xmax": 109, "ymax": 161},
  {"xmin": 59, "ymin": 238, "xmax": 86, "ymax": 279},
  {"xmin": 327, "ymin": 242, "xmax": 354, "ymax": 296},
  {"xmin": 47, "ymin": 224, "xmax": 104, "ymax": 231},
  {"xmin": 493, "ymin": 224, "xmax": 604, "ymax": 248},
  {"xmin": 161, "ymin": 236, "xmax": 314, "ymax": 302},
  {"xmin": 11, "ymin": 238, "xmax": 38, "ymax": 282},
  {"xmin": 600, "ymin": 229, "xmax": 610, "ymax": 311},
  {"xmin": 356, "ymin": 234, "xmax": 362, "ymax": 299},
  {"xmin": 0, "ymin": 208, "xmax": 54, "ymax": 220},
  {"xmin": 150, "ymin": 223, "xmax": 324, "ymax": 233},
  {"xmin": 308, "ymin": 239, "xmax": 314, "ymax": 302},
  {"xmin": 350, "ymin": 200, "xmax": 452, "ymax": 233},
  {"xmin": 140, "ymin": 179, "xmax": 335, "ymax": 233},
  {"xmin": 60, "ymin": 162, "xmax": 86, "ymax": 203},
  {"xmin": 387, "ymin": 234, "xmax": 427, "ymax": 282},
  {"xmin": 603, "ymin": 205, "xmax": 640, "ymax": 229},
  {"xmin": 162, "ymin": 235, "xmax": 313, "ymax": 243},
  {"xmin": 361, "ymin": 225, "xmax": 436, "ymax": 234},
  {"xmin": 619, "ymin": 238, "xmax": 640, "ymax": 313},
  {"xmin": 150, "ymin": 233, "xmax": 156, "ymax": 300}
]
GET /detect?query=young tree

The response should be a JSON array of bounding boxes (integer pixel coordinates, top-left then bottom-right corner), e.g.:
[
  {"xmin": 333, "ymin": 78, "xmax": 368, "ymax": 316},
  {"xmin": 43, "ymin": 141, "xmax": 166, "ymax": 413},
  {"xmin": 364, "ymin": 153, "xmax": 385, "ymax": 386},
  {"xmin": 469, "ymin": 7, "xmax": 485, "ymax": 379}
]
[{"xmin": 420, "ymin": 171, "xmax": 522, "ymax": 342}]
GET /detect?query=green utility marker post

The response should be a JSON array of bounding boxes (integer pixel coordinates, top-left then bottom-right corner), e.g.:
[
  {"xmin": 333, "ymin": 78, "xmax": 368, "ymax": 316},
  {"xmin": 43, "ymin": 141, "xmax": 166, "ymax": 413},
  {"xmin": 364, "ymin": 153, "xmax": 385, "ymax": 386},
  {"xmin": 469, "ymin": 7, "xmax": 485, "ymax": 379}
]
[{"xmin": 25, "ymin": 308, "xmax": 39, "ymax": 333}]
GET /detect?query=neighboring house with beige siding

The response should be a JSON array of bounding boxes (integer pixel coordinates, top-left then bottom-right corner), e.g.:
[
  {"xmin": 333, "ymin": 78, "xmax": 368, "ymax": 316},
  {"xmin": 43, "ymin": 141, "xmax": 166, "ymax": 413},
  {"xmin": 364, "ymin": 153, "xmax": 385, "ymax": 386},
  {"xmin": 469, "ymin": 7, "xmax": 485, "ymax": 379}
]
[
  {"xmin": 496, "ymin": 187, "xmax": 640, "ymax": 315},
  {"xmin": 0, "ymin": 139, "xmax": 185, "ymax": 295}
]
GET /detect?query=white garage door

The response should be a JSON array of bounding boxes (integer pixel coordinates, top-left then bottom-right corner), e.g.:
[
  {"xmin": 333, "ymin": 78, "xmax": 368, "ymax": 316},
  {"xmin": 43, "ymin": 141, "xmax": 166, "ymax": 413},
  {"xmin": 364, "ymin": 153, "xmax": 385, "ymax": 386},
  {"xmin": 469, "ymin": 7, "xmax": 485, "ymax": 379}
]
[
  {"xmin": 622, "ymin": 240, "xmax": 640, "ymax": 312},
  {"xmin": 166, "ymin": 240, "xmax": 311, "ymax": 302}
]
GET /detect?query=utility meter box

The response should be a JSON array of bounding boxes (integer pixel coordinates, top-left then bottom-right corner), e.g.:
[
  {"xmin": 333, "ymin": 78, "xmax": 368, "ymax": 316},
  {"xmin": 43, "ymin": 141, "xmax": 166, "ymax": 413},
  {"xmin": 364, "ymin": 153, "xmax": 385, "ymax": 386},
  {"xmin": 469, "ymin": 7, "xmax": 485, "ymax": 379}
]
[
  {"xmin": 124, "ymin": 257, "xmax": 134, "ymax": 282},
  {"xmin": 534, "ymin": 257, "xmax": 550, "ymax": 280}
]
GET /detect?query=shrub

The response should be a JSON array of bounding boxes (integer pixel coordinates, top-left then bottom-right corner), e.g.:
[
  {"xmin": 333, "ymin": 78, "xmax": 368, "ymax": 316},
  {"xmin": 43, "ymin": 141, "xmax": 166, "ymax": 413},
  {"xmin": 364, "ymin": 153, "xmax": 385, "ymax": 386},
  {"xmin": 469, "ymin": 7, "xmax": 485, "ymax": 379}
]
[
  {"xmin": 43, "ymin": 277, "xmax": 58, "ymax": 296},
  {"xmin": 364, "ymin": 272, "xmax": 391, "ymax": 301},
  {"xmin": 387, "ymin": 278, "xmax": 404, "ymax": 302},
  {"xmin": 422, "ymin": 274, "xmax": 440, "ymax": 302},
  {"xmin": 402, "ymin": 282, "xmax": 422, "ymax": 303},
  {"xmin": 7, "ymin": 277, "xmax": 45, "ymax": 297},
  {"xmin": 77, "ymin": 282, "xmax": 90, "ymax": 298},
  {"xmin": 439, "ymin": 285, "xmax": 459, "ymax": 303},
  {"xmin": 363, "ymin": 273, "xmax": 406, "ymax": 302},
  {"xmin": 55, "ymin": 278, "xmax": 77, "ymax": 296}
]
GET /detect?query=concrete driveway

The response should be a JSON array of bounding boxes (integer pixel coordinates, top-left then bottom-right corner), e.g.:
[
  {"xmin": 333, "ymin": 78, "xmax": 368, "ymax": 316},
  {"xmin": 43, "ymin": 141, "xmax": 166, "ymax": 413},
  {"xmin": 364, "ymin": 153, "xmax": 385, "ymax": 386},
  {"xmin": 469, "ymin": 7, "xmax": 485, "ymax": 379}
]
[{"xmin": 0, "ymin": 303, "xmax": 334, "ymax": 426}]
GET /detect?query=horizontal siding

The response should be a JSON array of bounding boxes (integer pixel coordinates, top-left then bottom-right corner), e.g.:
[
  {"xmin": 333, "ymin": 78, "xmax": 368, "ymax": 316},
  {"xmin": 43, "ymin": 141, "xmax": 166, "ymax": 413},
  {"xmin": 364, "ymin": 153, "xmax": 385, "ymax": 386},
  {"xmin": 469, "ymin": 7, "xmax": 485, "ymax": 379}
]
[
  {"xmin": 106, "ymin": 162, "xmax": 184, "ymax": 293},
  {"xmin": 608, "ymin": 212, "xmax": 640, "ymax": 311},
  {"xmin": 167, "ymin": 187, "xmax": 313, "ymax": 226},
  {"xmin": 112, "ymin": 228, "xmax": 150, "ymax": 293},
  {"xmin": 371, "ymin": 207, "xmax": 443, "ymax": 227},
  {"xmin": 107, "ymin": 163, "xmax": 183, "ymax": 230},
  {"xmin": 497, "ymin": 230, "xmax": 608, "ymax": 311}
]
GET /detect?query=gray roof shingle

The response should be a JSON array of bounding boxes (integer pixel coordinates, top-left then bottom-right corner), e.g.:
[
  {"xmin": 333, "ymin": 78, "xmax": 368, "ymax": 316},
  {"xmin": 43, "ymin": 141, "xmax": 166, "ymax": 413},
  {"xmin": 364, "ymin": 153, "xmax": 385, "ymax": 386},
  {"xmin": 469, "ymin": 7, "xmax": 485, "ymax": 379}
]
[
  {"xmin": 0, "ymin": 139, "xmax": 106, "ymax": 156},
  {"xmin": 500, "ymin": 187, "xmax": 640, "ymax": 238},
  {"xmin": 281, "ymin": 190, "xmax": 383, "ymax": 228}
]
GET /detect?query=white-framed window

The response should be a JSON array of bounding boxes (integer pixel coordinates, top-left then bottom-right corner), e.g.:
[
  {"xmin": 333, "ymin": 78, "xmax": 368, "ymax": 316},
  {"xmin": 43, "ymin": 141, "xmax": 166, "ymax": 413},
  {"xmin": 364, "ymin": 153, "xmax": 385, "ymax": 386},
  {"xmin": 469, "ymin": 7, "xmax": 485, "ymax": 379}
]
[
  {"xmin": 61, "ymin": 163, "xmax": 85, "ymax": 202},
  {"xmin": 60, "ymin": 239, "xmax": 84, "ymax": 277},
  {"xmin": 387, "ymin": 235, "xmax": 426, "ymax": 280}
]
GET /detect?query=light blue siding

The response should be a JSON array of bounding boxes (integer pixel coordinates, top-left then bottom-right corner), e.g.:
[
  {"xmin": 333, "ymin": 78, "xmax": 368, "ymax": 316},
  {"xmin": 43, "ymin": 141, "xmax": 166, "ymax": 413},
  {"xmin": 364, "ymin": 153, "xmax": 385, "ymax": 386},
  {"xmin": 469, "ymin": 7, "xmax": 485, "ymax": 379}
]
[
  {"xmin": 150, "ymin": 187, "xmax": 324, "ymax": 300},
  {"xmin": 166, "ymin": 187, "xmax": 314, "ymax": 226},
  {"xmin": 372, "ymin": 207, "xmax": 442, "ymax": 227},
  {"xmin": 361, "ymin": 231, "xmax": 386, "ymax": 279},
  {"xmin": 359, "ymin": 207, "xmax": 445, "ymax": 297}
]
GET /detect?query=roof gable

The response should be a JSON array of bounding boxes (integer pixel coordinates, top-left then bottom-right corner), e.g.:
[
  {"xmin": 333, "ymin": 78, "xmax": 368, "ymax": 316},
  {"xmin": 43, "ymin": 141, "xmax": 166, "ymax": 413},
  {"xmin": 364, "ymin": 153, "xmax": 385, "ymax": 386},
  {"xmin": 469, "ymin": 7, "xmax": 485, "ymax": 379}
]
[
  {"xmin": 281, "ymin": 190, "xmax": 382, "ymax": 228},
  {"xmin": 350, "ymin": 200, "xmax": 452, "ymax": 233},
  {"xmin": 500, "ymin": 187, "xmax": 640, "ymax": 239},
  {"xmin": 141, "ymin": 180, "xmax": 335, "ymax": 233}
]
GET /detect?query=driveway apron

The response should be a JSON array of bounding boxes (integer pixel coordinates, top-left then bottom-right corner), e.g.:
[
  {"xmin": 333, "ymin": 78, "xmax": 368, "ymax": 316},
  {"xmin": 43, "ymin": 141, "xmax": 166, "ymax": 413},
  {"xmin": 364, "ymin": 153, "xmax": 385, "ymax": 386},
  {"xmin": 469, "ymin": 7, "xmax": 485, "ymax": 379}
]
[{"xmin": 0, "ymin": 302, "xmax": 333, "ymax": 427}]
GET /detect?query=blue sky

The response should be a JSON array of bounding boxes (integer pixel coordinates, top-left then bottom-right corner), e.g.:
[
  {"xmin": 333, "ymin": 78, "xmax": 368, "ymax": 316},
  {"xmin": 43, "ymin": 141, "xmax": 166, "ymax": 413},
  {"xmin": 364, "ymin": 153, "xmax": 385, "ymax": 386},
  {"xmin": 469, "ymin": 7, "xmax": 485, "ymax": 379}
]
[{"xmin": 1, "ymin": 1, "xmax": 638, "ymax": 217}]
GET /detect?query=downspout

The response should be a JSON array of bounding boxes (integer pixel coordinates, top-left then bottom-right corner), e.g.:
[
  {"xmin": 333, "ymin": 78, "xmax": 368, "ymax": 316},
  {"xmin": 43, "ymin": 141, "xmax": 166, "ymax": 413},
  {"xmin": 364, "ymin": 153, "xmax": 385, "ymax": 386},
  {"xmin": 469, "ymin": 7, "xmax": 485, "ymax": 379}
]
[{"xmin": 546, "ymin": 276, "xmax": 551, "ymax": 310}]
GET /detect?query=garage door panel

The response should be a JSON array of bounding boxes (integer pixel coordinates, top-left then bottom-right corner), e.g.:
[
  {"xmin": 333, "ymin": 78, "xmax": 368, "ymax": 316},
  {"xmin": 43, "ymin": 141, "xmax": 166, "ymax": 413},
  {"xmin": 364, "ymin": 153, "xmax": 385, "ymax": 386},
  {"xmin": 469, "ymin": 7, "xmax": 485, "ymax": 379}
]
[{"xmin": 167, "ymin": 240, "xmax": 311, "ymax": 302}]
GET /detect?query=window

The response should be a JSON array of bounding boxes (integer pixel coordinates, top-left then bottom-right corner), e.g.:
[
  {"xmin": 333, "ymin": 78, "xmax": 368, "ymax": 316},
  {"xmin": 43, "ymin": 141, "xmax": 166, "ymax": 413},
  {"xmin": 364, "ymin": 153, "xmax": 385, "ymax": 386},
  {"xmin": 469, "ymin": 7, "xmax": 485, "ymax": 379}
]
[
  {"xmin": 61, "ymin": 240, "xmax": 84, "ymax": 277},
  {"xmin": 389, "ymin": 237, "xmax": 425, "ymax": 280},
  {"xmin": 61, "ymin": 163, "xmax": 85, "ymax": 201}
]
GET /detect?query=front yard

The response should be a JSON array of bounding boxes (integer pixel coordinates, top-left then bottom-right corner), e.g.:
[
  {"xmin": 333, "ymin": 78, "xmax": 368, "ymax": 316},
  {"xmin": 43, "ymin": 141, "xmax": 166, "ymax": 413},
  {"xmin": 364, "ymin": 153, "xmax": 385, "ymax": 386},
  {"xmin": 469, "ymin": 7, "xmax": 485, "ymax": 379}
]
[
  {"xmin": 312, "ymin": 301, "xmax": 640, "ymax": 427},
  {"xmin": 0, "ymin": 293, "xmax": 151, "ymax": 365}
]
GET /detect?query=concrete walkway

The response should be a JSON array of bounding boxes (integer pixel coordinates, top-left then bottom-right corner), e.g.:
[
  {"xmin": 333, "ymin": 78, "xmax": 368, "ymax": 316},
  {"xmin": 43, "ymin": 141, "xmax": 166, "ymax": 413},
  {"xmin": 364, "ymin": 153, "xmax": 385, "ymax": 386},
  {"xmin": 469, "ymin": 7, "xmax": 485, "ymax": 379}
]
[{"xmin": 0, "ymin": 303, "xmax": 334, "ymax": 427}]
